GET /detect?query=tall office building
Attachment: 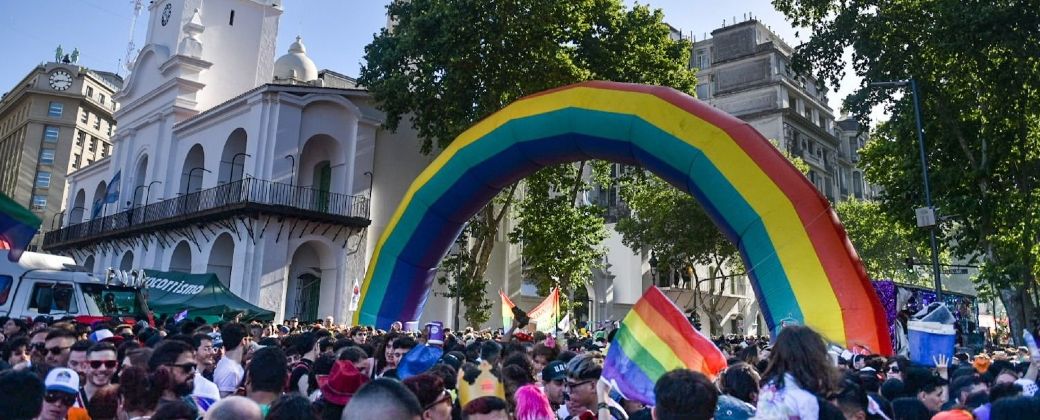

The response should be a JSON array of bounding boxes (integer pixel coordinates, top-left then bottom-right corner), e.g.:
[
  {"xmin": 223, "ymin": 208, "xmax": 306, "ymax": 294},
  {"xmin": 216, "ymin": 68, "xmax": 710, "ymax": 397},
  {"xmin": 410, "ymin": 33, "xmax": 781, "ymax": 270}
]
[
  {"xmin": 692, "ymin": 19, "xmax": 857, "ymax": 202},
  {"xmin": 0, "ymin": 60, "xmax": 121, "ymax": 248}
]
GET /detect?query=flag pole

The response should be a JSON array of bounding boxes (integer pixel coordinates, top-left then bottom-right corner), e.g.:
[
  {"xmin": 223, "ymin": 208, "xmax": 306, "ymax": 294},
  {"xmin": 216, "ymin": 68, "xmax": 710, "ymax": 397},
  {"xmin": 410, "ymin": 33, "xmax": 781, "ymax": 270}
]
[{"xmin": 554, "ymin": 281, "xmax": 559, "ymax": 338}]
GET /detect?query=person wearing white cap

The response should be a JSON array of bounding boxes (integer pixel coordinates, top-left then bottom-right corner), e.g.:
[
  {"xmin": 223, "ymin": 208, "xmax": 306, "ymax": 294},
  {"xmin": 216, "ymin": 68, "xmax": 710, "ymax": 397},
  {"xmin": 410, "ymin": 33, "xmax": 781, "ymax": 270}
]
[{"xmin": 39, "ymin": 367, "xmax": 79, "ymax": 420}]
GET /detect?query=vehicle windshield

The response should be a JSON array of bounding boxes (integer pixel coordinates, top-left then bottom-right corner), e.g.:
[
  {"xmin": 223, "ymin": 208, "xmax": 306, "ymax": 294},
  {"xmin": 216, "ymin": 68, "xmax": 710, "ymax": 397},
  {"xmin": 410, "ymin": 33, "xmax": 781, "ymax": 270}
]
[{"xmin": 81, "ymin": 284, "xmax": 141, "ymax": 317}]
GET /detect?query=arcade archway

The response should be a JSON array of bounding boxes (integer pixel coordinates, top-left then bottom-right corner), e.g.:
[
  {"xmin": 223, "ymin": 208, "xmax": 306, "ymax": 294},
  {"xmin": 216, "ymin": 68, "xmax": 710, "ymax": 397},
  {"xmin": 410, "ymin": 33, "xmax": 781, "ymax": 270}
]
[{"xmin": 355, "ymin": 82, "xmax": 890, "ymax": 352}]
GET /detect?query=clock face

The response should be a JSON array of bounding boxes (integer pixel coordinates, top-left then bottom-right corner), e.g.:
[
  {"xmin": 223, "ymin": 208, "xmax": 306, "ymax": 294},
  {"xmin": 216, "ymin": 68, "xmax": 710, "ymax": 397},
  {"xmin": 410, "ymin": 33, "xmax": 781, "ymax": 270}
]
[
  {"xmin": 49, "ymin": 71, "xmax": 73, "ymax": 91},
  {"xmin": 161, "ymin": 3, "xmax": 172, "ymax": 26}
]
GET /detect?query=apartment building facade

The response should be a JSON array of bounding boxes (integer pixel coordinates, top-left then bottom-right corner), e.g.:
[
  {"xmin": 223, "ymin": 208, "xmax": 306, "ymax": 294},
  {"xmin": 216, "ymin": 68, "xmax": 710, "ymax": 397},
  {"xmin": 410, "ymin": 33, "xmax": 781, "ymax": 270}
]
[
  {"xmin": 0, "ymin": 61, "xmax": 120, "ymax": 248},
  {"xmin": 691, "ymin": 19, "xmax": 876, "ymax": 203}
]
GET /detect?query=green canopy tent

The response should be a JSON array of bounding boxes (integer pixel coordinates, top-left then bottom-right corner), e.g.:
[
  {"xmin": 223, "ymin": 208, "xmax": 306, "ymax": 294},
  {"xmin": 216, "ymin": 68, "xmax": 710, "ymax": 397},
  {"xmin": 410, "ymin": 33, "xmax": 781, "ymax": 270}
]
[{"xmin": 144, "ymin": 269, "xmax": 274, "ymax": 321}]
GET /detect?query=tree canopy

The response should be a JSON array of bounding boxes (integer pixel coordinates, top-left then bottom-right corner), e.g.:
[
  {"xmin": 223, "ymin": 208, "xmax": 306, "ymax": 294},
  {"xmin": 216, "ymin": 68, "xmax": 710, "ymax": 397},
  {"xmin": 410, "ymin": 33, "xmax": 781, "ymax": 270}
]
[{"xmin": 774, "ymin": 0, "xmax": 1040, "ymax": 337}]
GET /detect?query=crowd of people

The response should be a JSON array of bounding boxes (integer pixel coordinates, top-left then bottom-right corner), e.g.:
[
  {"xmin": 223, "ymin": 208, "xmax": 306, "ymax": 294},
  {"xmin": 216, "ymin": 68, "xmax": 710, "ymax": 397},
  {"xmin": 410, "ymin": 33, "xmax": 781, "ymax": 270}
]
[{"xmin": 1, "ymin": 313, "xmax": 1039, "ymax": 420}]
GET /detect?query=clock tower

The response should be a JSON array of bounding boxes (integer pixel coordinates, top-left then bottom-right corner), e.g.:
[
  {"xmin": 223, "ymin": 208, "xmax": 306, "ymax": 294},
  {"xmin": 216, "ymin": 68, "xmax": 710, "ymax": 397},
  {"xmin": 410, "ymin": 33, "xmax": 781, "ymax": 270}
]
[{"xmin": 116, "ymin": 0, "xmax": 282, "ymax": 119}]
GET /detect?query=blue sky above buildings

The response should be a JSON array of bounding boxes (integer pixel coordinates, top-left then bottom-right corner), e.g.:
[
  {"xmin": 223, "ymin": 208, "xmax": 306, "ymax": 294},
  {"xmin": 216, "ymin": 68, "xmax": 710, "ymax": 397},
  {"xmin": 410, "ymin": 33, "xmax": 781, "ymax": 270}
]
[{"xmin": 0, "ymin": 0, "xmax": 862, "ymax": 114}]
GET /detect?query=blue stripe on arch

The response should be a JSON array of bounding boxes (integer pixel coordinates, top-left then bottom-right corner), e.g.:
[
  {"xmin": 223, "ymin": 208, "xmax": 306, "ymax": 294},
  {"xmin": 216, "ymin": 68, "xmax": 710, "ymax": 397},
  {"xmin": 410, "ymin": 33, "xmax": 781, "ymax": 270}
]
[{"xmin": 371, "ymin": 108, "xmax": 801, "ymax": 328}]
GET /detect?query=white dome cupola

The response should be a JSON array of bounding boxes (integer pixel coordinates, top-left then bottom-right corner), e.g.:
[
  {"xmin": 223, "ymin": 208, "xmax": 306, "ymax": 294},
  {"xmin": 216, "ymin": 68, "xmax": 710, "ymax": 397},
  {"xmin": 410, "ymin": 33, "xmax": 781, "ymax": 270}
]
[{"xmin": 273, "ymin": 36, "xmax": 318, "ymax": 82}]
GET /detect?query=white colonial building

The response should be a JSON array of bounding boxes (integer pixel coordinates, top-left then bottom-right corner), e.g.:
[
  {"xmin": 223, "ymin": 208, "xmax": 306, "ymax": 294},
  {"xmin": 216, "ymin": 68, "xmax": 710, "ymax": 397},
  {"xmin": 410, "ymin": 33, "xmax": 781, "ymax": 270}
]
[{"xmin": 46, "ymin": 0, "xmax": 437, "ymax": 324}]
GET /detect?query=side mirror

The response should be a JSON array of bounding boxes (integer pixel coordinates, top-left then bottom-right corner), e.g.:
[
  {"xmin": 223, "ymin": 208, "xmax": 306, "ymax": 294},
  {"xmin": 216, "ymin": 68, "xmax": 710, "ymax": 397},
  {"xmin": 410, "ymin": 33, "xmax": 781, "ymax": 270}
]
[{"xmin": 37, "ymin": 287, "xmax": 54, "ymax": 314}]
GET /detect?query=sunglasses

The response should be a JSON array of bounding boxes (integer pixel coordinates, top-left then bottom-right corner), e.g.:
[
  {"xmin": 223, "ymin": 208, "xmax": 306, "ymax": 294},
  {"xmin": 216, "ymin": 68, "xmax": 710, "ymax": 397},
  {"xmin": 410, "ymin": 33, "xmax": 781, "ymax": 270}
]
[
  {"xmin": 32, "ymin": 343, "xmax": 47, "ymax": 352},
  {"xmin": 45, "ymin": 392, "xmax": 77, "ymax": 406},
  {"xmin": 565, "ymin": 379, "xmax": 594, "ymax": 389},
  {"xmin": 888, "ymin": 366, "xmax": 901, "ymax": 373},
  {"xmin": 423, "ymin": 390, "xmax": 451, "ymax": 411},
  {"xmin": 165, "ymin": 362, "xmax": 197, "ymax": 373},
  {"xmin": 45, "ymin": 346, "xmax": 71, "ymax": 356},
  {"xmin": 89, "ymin": 360, "xmax": 118, "ymax": 369}
]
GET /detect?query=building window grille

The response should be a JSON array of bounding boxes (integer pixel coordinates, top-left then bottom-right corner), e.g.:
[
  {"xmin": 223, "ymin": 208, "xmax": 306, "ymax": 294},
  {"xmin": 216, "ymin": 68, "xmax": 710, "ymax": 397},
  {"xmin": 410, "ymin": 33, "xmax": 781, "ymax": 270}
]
[
  {"xmin": 43, "ymin": 126, "xmax": 60, "ymax": 142},
  {"xmin": 48, "ymin": 102, "xmax": 63, "ymax": 117},
  {"xmin": 39, "ymin": 149, "xmax": 55, "ymax": 165},
  {"xmin": 35, "ymin": 171, "xmax": 51, "ymax": 188}
]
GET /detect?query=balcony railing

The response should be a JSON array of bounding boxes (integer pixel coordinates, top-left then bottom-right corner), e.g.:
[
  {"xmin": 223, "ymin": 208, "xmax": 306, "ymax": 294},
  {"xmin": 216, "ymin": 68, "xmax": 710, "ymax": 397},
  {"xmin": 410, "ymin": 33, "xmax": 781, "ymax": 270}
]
[{"xmin": 44, "ymin": 177, "xmax": 369, "ymax": 250}]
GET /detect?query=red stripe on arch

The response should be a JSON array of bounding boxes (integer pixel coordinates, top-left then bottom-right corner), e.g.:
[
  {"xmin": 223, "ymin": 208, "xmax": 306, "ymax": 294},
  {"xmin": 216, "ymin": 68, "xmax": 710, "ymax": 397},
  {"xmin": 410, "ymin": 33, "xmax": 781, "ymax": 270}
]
[{"xmin": 537, "ymin": 82, "xmax": 890, "ymax": 353}]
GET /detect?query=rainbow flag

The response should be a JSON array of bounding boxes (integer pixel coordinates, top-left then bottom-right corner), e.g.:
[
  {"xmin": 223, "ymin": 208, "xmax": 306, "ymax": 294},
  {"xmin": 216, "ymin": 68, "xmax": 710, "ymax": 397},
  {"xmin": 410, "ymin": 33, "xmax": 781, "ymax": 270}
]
[
  {"xmin": 0, "ymin": 193, "xmax": 41, "ymax": 262},
  {"xmin": 528, "ymin": 287, "xmax": 560, "ymax": 333},
  {"xmin": 500, "ymin": 288, "xmax": 561, "ymax": 333},
  {"xmin": 602, "ymin": 286, "xmax": 727, "ymax": 405},
  {"xmin": 500, "ymin": 290, "xmax": 515, "ymax": 329}
]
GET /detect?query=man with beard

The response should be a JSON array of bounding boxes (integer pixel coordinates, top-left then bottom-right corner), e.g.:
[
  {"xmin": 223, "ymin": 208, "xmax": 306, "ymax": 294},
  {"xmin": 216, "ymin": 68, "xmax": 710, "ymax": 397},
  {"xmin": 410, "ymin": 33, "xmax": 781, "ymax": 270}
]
[
  {"xmin": 191, "ymin": 333, "xmax": 221, "ymax": 411},
  {"xmin": 66, "ymin": 340, "xmax": 92, "ymax": 407},
  {"xmin": 148, "ymin": 340, "xmax": 198, "ymax": 417},
  {"xmin": 541, "ymin": 361, "xmax": 567, "ymax": 415}
]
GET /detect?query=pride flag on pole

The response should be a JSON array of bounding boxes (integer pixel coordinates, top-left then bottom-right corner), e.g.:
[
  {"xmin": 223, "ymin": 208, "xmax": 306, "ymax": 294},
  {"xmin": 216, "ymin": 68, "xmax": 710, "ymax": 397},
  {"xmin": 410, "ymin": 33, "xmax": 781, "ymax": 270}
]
[
  {"xmin": 528, "ymin": 287, "xmax": 560, "ymax": 333},
  {"xmin": 500, "ymin": 288, "xmax": 560, "ymax": 333},
  {"xmin": 602, "ymin": 286, "xmax": 727, "ymax": 406},
  {"xmin": 500, "ymin": 290, "xmax": 515, "ymax": 329},
  {"xmin": 0, "ymin": 193, "xmax": 42, "ymax": 262}
]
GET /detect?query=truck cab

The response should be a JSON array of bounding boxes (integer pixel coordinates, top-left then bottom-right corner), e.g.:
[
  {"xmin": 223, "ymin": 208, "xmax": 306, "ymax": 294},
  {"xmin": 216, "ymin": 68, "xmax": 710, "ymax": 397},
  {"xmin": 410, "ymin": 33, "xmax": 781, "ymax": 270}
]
[{"xmin": 0, "ymin": 251, "xmax": 147, "ymax": 323}]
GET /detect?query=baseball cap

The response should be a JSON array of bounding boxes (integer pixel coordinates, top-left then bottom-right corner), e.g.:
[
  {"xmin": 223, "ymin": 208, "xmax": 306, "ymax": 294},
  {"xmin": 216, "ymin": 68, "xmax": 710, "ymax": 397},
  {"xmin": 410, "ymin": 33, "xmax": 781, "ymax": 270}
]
[
  {"xmin": 45, "ymin": 368, "xmax": 79, "ymax": 395},
  {"xmin": 89, "ymin": 329, "xmax": 124, "ymax": 344},
  {"xmin": 541, "ymin": 361, "xmax": 567, "ymax": 382},
  {"xmin": 208, "ymin": 332, "xmax": 223, "ymax": 348}
]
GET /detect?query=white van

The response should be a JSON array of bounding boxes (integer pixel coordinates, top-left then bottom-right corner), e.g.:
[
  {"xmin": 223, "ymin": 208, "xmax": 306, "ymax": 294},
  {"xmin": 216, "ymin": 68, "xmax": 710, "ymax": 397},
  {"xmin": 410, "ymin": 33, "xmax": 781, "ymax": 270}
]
[{"xmin": 0, "ymin": 251, "xmax": 148, "ymax": 324}]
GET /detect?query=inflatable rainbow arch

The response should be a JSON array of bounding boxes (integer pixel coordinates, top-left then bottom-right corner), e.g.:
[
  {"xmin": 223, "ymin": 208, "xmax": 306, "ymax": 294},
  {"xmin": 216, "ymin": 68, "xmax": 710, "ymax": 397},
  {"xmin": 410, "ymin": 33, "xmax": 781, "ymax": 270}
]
[{"xmin": 354, "ymin": 81, "xmax": 892, "ymax": 354}]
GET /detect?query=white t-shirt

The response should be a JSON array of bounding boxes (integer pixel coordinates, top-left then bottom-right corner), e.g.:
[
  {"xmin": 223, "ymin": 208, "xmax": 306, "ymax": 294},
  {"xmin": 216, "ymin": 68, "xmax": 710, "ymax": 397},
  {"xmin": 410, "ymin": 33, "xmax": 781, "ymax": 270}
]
[
  {"xmin": 193, "ymin": 375, "xmax": 221, "ymax": 412},
  {"xmin": 213, "ymin": 357, "xmax": 244, "ymax": 394}
]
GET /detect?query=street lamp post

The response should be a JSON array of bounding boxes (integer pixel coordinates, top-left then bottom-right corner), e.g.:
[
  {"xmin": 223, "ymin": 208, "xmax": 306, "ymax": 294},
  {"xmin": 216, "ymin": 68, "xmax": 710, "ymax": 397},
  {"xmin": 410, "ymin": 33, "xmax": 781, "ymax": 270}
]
[
  {"xmin": 144, "ymin": 181, "xmax": 162, "ymax": 205},
  {"xmin": 451, "ymin": 226, "xmax": 468, "ymax": 331},
  {"xmin": 649, "ymin": 252, "xmax": 659, "ymax": 286},
  {"xmin": 50, "ymin": 211, "xmax": 64, "ymax": 230},
  {"xmin": 185, "ymin": 167, "xmax": 211, "ymax": 195},
  {"xmin": 230, "ymin": 153, "xmax": 251, "ymax": 182},
  {"xmin": 131, "ymin": 185, "xmax": 148, "ymax": 208},
  {"xmin": 66, "ymin": 206, "xmax": 86, "ymax": 226},
  {"xmin": 284, "ymin": 155, "xmax": 296, "ymax": 188},
  {"xmin": 870, "ymin": 78, "xmax": 943, "ymax": 299}
]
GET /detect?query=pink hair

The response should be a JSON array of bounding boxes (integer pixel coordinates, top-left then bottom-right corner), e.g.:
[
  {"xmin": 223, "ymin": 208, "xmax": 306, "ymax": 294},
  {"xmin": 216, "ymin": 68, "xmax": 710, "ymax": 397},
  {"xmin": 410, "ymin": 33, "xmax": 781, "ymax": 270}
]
[{"xmin": 514, "ymin": 384, "xmax": 555, "ymax": 420}]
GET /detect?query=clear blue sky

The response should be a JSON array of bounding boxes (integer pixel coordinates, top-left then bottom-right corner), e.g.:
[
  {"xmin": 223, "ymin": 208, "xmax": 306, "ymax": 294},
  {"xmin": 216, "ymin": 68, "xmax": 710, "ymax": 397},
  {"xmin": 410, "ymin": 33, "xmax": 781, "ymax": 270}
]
[{"xmin": 0, "ymin": 0, "xmax": 859, "ymax": 113}]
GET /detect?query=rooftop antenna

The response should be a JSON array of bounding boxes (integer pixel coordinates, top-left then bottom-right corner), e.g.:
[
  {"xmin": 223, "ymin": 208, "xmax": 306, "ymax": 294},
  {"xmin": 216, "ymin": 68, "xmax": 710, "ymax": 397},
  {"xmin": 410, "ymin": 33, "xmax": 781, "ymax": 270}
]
[{"xmin": 122, "ymin": 0, "xmax": 144, "ymax": 75}]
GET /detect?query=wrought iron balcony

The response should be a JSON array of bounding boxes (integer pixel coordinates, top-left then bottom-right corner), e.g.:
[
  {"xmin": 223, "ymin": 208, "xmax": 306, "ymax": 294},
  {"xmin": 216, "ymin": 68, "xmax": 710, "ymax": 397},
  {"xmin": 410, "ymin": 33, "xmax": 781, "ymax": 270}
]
[{"xmin": 43, "ymin": 177, "xmax": 370, "ymax": 251}]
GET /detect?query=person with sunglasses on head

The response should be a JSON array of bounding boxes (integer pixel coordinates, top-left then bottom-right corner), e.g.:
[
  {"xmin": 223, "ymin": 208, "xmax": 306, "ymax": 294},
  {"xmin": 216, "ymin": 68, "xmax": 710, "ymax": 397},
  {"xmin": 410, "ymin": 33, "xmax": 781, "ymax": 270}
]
[
  {"xmin": 45, "ymin": 328, "xmax": 78, "ymax": 368},
  {"xmin": 39, "ymin": 367, "xmax": 80, "ymax": 420},
  {"xmin": 148, "ymin": 340, "xmax": 199, "ymax": 418},
  {"xmin": 83, "ymin": 342, "xmax": 118, "ymax": 402}
]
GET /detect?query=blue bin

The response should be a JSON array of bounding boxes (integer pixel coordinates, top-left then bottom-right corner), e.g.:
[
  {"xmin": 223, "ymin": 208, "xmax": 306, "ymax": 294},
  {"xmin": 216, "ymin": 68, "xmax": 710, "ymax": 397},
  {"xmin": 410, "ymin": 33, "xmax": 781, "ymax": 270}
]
[{"xmin": 908, "ymin": 321, "xmax": 956, "ymax": 367}]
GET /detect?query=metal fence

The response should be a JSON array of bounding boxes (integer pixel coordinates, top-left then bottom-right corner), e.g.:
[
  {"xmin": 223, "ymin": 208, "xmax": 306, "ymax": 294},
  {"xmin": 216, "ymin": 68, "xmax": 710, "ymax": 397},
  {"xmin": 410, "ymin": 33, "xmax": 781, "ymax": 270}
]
[{"xmin": 44, "ymin": 177, "xmax": 369, "ymax": 247}]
